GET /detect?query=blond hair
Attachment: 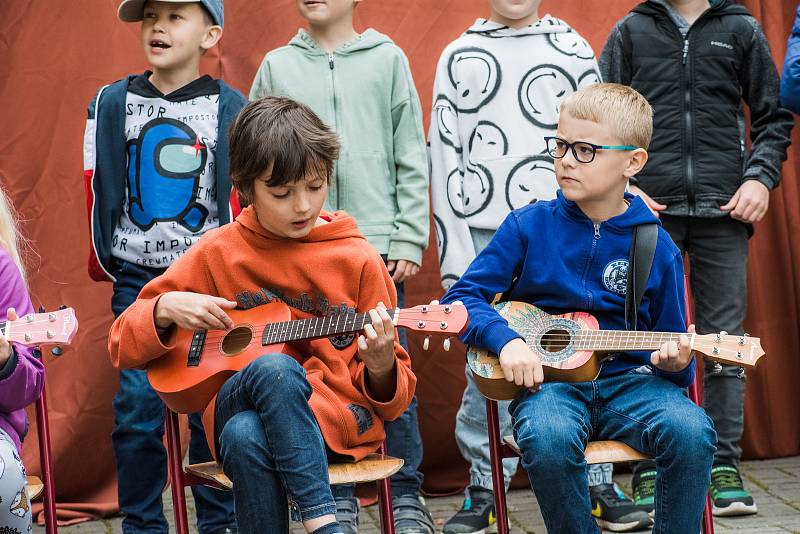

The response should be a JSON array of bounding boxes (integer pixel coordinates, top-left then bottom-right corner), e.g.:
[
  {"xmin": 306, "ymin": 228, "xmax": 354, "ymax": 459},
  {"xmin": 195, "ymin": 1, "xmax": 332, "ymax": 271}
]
[
  {"xmin": 0, "ymin": 186, "xmax": 27, "ymax": 285},
  {"xmin": 561, "ymin": 83, "xmax": 653, "ymax": 149}
]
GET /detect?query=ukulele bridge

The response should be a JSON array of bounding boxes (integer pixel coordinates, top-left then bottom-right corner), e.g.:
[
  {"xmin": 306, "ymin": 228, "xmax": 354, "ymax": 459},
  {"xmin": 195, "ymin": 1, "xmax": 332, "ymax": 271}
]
[{"xmin": 187, "ymin": 330, "xmax": 207, "ymax": 367}]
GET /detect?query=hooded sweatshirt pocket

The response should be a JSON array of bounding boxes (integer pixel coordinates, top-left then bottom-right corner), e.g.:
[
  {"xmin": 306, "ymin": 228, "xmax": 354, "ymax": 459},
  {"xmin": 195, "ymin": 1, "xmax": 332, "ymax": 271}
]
[{"xmin": 342, "ymin": 150, "xmax": 396, "ymax": 228}]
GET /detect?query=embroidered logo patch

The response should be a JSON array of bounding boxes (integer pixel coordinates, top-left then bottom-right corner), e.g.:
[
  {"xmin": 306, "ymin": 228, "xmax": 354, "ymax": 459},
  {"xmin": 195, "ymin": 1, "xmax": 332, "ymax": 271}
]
[
  {"xmin": 602, "ymin": 259, "xmax": 628, "ymax": 295},
  {"xmin": 710, "ymin": 40, "xmax": 733, "ymax": 50},
  {"xmin": 329, "ymin": 333, "xmax": 356, "ymax": 350},
  {"xmin": 348, "ymin": 404, "xmax": 374, "ymax": 435}
]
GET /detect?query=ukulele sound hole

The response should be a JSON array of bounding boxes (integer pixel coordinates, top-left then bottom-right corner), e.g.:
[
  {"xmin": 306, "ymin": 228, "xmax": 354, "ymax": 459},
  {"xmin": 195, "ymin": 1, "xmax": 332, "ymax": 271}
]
[
  {"xmin": 540, "ymin": 328, "xmax": 571, "ymax": 353},
  {"xmin": 221, "ymin": 327, "xmax": 253, "ymax": 355}
]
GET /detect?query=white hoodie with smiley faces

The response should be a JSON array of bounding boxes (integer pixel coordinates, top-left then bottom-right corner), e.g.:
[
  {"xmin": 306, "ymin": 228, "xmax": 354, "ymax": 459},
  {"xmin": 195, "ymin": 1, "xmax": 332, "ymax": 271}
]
[{"xmin": 430, "ymin": 16, "xmax": 600, "ymax": 289}]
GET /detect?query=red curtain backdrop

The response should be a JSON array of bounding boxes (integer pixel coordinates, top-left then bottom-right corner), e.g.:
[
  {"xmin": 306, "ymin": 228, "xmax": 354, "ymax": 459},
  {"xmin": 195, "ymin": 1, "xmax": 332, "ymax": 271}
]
[{"xmin": 0, "ymin": 0, "xmax": 797, "ymax": 521}]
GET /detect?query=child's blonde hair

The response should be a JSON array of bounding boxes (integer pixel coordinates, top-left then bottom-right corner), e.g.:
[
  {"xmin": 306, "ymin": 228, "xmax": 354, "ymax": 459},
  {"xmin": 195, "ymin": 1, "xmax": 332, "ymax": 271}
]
[
  {"xmin": 0, "ymin": 186, "xmax": 27, "ymax": 285},
  {"xmin": 561, "ymin": 83, "xmax": 653, "ymax": 150}
]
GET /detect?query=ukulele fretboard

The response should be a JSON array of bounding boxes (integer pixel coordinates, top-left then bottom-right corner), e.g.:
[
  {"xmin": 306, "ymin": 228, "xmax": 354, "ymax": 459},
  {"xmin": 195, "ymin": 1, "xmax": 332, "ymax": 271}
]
[
  {"xmin": 572, "ymin": 330, "xmax": 686, "ymax": 351},
  {"xmin": 261, "ymin": 308, "xmax": 401, "ymax": 346}
]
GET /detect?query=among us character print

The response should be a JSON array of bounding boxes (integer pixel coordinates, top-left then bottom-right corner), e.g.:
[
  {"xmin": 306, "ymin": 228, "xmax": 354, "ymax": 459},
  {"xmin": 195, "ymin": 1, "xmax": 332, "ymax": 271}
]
[
  {"xmin": 547, "ymin": 31, "xmax": 596, "ymax": 60},
  {"xmin": 446, "ymin": 165, "xmax": 494, "ymax": 218},
  {"xmin": 468, "ymin": 120, "xmax": 508, "ymax": 163},
  {"xmin": 506, "ymin": 155, "xmax": 556, "ymax": 210},
  {"xmin": 518, "ymin": 64, "xmax": 578, "ymax": 129},
  {"xmin": 433, "ymin": 95, "xmax": 462, "ymax": 152},
  {"xmin": 448, "ymin": 47, "xmax": 502, "ymax": 113},
  {"xmin": 126, "ymin": 118, "xmax": 210, "ymax": 233},
  {"xmin": 603, "ymin": 259, "xmax": 629, "ymax": 295}
]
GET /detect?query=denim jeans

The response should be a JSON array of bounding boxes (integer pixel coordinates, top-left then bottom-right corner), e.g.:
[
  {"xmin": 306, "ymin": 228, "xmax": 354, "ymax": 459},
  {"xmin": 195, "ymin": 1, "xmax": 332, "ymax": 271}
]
[
  {"xmin": 110, "ymin": 260, "xmax": 236, "ymax": 534},
  {"xmin": 214, "ymin": 354, "xmax": 337, "ymax": 533},
  {"xmin": 511, "ymin": 369, "xmax": 716, "ymax": 533},
  {"xmin": 661, "ymin": 215, "xmax": 748, "ymax": 465}
]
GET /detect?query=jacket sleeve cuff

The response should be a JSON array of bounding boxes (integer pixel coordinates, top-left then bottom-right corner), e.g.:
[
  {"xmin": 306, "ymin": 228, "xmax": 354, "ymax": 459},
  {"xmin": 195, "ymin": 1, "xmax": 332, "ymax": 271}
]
[
  {"xmin": 482, "ymin": 321, "xmax": 524, "ymax": 357},
  {"xmin": 387, "ymin": 241, "xmax": 423, "ymax": 266},
  {"xmin": 355, "ymin": 358, "xmax": 415, "ymax": 421},
  {"xmin": 0, "ymin": 346, "xmax": 19, "ymax": 381},
  {"xmin": 743, "ymin": 169, "xmax": 777, "ymax": 190}
]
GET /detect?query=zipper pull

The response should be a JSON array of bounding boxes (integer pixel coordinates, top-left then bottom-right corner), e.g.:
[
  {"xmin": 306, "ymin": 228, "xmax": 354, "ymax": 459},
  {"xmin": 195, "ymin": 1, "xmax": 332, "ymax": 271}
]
[
  {"xmin": 328, "ymin": 54, "xmax": 334, "ymax": 70},
  {"xmin": 593, "ymin": 223, "xmax": 601, "ymax": 239},
  {"xmin": 682, "ymin": 39, "xmax": 689, "ymax": 65}
]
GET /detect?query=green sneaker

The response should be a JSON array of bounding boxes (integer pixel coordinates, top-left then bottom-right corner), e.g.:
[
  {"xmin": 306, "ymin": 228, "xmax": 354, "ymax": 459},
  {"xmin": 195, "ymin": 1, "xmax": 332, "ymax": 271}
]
[
  {"xmin": 631, "ymin": 468, "xmax": 656, "ymax": 518},
  {"xmin": 710, "ymin": 464, "xmax": 757, "ymax": 516}
]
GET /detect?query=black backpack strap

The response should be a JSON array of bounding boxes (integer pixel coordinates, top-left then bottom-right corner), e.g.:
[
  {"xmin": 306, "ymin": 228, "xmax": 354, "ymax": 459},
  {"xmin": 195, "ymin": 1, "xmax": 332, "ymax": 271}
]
[{"xmin": 625, "ymin": 223, "xmax": 658, "ymax": 331}]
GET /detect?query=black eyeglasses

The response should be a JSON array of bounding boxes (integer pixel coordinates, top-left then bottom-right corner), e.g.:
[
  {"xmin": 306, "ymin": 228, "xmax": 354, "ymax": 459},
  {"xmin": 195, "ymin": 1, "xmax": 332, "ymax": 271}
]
[{"xmin": 544, "ymin": 136, "xmax": 639, "ymax": 164}]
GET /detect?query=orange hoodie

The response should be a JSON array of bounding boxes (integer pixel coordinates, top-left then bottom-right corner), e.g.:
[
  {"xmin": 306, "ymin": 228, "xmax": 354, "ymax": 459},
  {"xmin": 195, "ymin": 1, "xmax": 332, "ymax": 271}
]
[{"xmin": 108, "ymin": 206, "xmax": 416, "ymax": 461}]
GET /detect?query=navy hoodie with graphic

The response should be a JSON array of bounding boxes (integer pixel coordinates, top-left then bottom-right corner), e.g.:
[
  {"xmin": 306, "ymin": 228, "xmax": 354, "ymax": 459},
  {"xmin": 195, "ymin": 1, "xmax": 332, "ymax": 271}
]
[{"xmin": 443, "ymin": 191, "xmax": 693, "ymax": 388}]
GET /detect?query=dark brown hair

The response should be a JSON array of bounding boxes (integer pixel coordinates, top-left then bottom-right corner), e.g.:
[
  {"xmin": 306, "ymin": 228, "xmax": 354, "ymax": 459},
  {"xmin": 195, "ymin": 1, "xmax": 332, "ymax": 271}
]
[{"xmin": 228, "ymin": 96, "xmax": 341, "ymax": 202}]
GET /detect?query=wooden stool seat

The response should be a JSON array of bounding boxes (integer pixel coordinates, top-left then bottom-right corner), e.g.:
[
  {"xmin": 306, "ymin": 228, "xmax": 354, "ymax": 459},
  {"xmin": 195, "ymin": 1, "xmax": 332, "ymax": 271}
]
[
  {"xmin": 186, "ymin": 453, "xmax": 404, "ymax": 490},
  {"xmin": 26, "ymin": 476, "xmax": 44, "ymax": 501},
  {"xmin": 502, "ymin": 436, "xmax": 649, "ymax": 464}
]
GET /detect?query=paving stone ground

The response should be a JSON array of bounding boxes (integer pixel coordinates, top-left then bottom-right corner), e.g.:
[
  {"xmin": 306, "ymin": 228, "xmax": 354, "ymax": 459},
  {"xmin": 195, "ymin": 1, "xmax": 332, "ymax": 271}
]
[{"xmin": 34, "ymin": 456, "xmax": 800, "ymax": 533}]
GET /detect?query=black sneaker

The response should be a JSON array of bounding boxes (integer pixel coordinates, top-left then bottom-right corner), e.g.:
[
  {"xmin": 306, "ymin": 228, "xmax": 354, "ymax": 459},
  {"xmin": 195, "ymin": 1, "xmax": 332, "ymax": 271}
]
[
  {"xmin": 442, "ymin": 486, "xmax": 496, "ymax": 534},
  {"xmin": 631, "ymin": 468, "xmax": 656, "ymax": 517},
  {"xmin": 710, "ymin": 463, "xmax": 758, "ymax": 516},
  {"xmin": 590, "ymin": 483, "xmax": 652, "ymax": 532},
  {"xmin": 334, "ymin": 495, "xmax": 359, "ymax": 534},
  {"xmin": 393, "ymin": 493, "xmax": 435, "ymax": 534}
]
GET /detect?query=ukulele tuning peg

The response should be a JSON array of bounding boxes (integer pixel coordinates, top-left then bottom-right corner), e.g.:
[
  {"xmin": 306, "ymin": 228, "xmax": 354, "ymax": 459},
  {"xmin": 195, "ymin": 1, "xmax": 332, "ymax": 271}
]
[
  {"xmin": 719, "ymin": 331, "xmax": 728, "ymax": 336},
  {"xmin": 51, "ymin": 346, "xmax": 63, "ymax": 357},
  {"xmin": 59, "ymin": 304, "xmax": 67, "ymax": 310},
  {"xmin": 711, "ymin": 362, "xmax": 723, "ymax": 374},
  {"xmin": 737, "ymin": 367, "xmax": 745, "ymax": 380},
  {"xmin": 38, "ymin": 305, "xmax": 45, "ymax": 313},
  {"xmin": 443, "ymin": 337, "xmax": 452, "ymax": 352},
  {"xmin": 422, "ymin": 336, "xmax": 430, "ymax": 351}
]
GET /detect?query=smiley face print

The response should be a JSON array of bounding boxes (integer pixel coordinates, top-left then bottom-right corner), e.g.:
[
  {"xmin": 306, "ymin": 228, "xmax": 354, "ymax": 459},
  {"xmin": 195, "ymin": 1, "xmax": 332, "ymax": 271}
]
[
  {"xmin": 579, "ymin": 69, "xmax": 602, "ymax": 87},
  {"xmin": 518, "ymin": 64, "xmax": 578, "ymax": 129},
  {"xmin": 433, "ymin": 213, "xmax": 447, "ymax": 264},
  {"xmin": 548, "ymin": 31, "xmax": 595, "ymax": 60},
  {"xmin": 506, "ymin": 156, "xmax": 557, "ymax": 210},
  {"xmin": 434, "ymin": 94, "xmax": 462, "ymax": 152},
  {"xmin": 468, "ymin": 121, "xmax": 509, "ymax": 163},
  {"xmin": 448, "ymin": 47, "xmax": 502, "ymax": 113},
  {"xmin": 447, "ymin": 165, "xmax": 494, "ymax": 218}
]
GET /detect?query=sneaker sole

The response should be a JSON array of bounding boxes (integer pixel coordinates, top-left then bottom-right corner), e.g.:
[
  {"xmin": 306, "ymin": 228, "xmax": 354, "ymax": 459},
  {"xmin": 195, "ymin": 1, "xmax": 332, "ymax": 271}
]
[
  {"xmin": 441, "ymin": 523, "xmax": 499, "ymax": 534},
  {"xmin": 712, "ymin": 501, "xmax": 758, "ymax": 517},
  {"xmin": 595, "ymin": 516, "xmax": 654, "ymax": 532}
]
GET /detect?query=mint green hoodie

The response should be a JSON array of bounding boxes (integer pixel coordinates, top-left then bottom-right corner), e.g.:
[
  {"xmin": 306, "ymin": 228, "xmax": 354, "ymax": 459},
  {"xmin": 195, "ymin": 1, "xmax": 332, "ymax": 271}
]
[{"xmin": 250, "ymin": 29, "xmax": 429, "ymax": 265}]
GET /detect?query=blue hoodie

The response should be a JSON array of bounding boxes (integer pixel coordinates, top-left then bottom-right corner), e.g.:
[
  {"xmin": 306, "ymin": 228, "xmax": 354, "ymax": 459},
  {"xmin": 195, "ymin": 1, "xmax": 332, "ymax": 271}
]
[{"xmin": 443, "ymin": 191, "xmax": 693, "ymax": 388}]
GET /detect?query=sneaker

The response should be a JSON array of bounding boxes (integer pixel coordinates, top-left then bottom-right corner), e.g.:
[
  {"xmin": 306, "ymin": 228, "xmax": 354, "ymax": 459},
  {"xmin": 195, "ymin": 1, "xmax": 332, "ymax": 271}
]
[
  {"xmin": 334, "ymin": 495, "xmax": 359, "ymax": 534},
  {"xmin": 590, "ymin": 483, "xmax": 652, "ymax": 532},
  {"xmin": 631, "ymin": 467, "xmax": 656, "ymax": 517},
  {"xmin": 393, "ymin": 493, "xmax": 435, "ymax": 534},
  {"xmin": 710, "ymin": 464, "xmax": 758, "ymax": 517},
  {"xmin": 442, "ymin": 486, "xmax": 496, "ymax": 534}
]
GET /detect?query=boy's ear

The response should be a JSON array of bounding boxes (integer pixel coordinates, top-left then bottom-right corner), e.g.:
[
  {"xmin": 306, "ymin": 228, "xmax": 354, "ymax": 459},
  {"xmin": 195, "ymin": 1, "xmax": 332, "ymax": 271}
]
[
  {"xmin": 623, "ymin": 148, "xmax": 648, "ymax": 179},
  {"xmin": 200, "ymin": 25, "xmax": 223, "ymax": 52}
]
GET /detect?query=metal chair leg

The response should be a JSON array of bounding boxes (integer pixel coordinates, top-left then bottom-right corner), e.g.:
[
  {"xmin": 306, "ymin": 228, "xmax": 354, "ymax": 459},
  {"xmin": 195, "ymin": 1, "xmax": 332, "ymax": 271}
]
[
  {"xmin": 35, "ymin": 381, "xmax": 58, "ymax": 534},
  {"xmin": 164, "ymin": 407, "xmax": 190, "ymax": 534},
  {"xmin": 486, "ymin": 398, "xmax": 510, "ymax": 534},
  {"xmin": 376, "ymin": 442, "xmax": 396, "ymax": 534}
]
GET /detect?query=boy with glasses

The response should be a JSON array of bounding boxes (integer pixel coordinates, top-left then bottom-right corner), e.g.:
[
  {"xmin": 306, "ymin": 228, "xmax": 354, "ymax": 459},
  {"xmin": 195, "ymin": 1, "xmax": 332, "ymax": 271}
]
[
  {"xmin": 600, "ymin": 0, "xmax": 793, "ymax": 517},
  {"xmin": 442, "ymin": 82, "xmax": 716, "ymax": 533}
]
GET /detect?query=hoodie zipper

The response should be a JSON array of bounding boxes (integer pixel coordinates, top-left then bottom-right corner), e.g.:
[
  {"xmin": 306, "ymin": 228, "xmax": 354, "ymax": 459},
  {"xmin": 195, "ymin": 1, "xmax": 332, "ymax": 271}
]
[
  {"xmin": 682, "ymin": 36, "xmax": 696, "ymax": 216},
  {"xmin": 328, "ymin": 53, "xmax": 342, "ymax": 209},
  {"xmin": 581, "ymin": 222, "xmax": 602, "ymax": 309}
]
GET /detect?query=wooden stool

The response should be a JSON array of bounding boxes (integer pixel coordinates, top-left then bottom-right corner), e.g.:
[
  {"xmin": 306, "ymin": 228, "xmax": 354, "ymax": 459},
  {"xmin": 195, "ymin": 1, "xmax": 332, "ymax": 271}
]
[
  {"xmin": 26, "ymin": 476, "xmax": 44, "ymax": 501},
  {"xmin": 502, "ymin": 436, "xmax": 648, "ymax": 464},
  {"xmin": 165, "ymin": 407, "xmax": 402, "ymax": 534}
]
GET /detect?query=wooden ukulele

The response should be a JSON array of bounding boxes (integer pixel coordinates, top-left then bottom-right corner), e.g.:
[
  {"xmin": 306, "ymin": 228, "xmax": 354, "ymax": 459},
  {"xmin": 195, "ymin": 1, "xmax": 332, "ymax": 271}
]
[
  {"xmin": 467, "ymin": 301, "xmax": 765, "ymax": 401},
  {"xmin": 147, "ymin": 301, "xmax": 469, "ymax": 414},
  {"xmin": 1, "ymin": 308, "xmax": 78, "ymax": 348}
]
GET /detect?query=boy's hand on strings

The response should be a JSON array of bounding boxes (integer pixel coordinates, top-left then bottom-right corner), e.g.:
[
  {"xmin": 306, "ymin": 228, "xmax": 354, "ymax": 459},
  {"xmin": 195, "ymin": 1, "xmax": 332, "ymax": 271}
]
[
  {"xmin": 0, "ymin": 308, "xmax": 19, "ymax": 366},
  {"xmin": 357, "ymin": 302, "xmax": 396, "ymax": 377},
  {"xmin": 629, "ymin": 184, "xmax": 666, "ymax": 217},
  {"xmin": 651, "ymin": 324, "xmax": 695, "ymax": 373},
  {"xmin": 154, "ymin": 292, "xmax": 236, "ymax": 331},
  {"xmin": 387, "ymin": 259, "xmax": 420, "ymax": 283},
  {"xmin": 721, "ymin": 180, "xmax": 770, "ymax": 223},
  {"xmin": 499, "ymin": 338, "xmax": 544, "ymax": 390}
]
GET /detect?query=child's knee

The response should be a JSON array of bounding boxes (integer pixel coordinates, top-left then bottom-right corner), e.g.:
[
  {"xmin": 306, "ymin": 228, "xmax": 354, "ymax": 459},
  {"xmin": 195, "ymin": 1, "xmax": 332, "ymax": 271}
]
[
  {"xmin": 659, "ymin": 405, "xmax": 716, "ymax": 461},
  {"xmin": 515, "ymin": 419, "xmax": 585, "ymax": 476},
  {"xmin": 243, "ymin": 354, "xmax": 309, "ymax": 396},
  {"xmin": 219, "ymin": 410, "xmax": 265, "ymax": 461}
]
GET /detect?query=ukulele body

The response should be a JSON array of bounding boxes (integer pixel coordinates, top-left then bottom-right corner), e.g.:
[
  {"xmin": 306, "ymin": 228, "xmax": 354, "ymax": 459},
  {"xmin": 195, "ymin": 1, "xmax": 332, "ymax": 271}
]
[
  {"xmin": 148, "ymin": 302, "xmax": 300, "ymax": 414},
  {"xmin": 467, "ymin": 301, "xmax": 603, "ymax": 401}
]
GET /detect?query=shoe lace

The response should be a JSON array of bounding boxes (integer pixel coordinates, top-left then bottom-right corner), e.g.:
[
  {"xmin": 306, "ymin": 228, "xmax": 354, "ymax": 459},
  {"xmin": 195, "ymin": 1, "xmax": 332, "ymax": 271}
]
[
  {"xmin": 598, "ymin": 484, "xmax": 629, "ymax": 505},
  {"xmin": 712, "ymin": 468, "xmax": 744, "ymax": 491}
]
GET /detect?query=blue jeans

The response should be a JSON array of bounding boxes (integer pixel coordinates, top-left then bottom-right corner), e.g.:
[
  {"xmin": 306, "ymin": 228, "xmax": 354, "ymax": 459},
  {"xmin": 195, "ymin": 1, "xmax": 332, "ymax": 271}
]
[
  {"xmin": 111, "ymin": 260, "xmax": 236, "ymax": 534},
  {"xmin": 511, "ymin": 369, "xmax": 716, "ymax": 534},
  {"xmin": 382, "ymin": 280, "xmax": 425, "ymax": 496},
  {"xmin": 214, "ymin": 354, "xmax": 337, "ymax": 533}
]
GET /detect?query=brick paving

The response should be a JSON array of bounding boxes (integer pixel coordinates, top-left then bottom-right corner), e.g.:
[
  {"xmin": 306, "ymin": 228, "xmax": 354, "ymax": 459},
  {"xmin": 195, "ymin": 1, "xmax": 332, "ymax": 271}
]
[{"xmin": 34, "ymin": 456, "xmax": 800, "ymax": 533}]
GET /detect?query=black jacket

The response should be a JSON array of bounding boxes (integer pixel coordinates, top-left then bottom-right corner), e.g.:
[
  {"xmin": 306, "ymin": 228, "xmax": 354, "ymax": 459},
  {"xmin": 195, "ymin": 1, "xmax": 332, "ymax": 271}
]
[{"xmin": 600, "ymin": 0, "xmax": 793, "ymax": 217}]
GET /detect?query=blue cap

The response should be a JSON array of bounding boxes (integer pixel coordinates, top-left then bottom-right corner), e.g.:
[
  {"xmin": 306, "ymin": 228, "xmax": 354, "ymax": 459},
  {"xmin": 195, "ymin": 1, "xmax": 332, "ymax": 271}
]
[{"xmin": 118, "ymin": 0, "xmax": 224, "ymax": 28}]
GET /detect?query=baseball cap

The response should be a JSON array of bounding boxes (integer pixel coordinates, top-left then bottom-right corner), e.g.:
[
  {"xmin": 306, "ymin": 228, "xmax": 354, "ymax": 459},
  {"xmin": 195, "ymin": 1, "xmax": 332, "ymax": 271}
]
[{"xmin": 118, "ymin": 0, "xmax": 224, "ymax": 28}]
